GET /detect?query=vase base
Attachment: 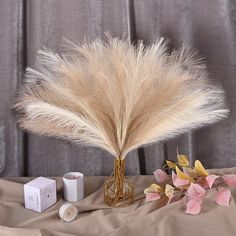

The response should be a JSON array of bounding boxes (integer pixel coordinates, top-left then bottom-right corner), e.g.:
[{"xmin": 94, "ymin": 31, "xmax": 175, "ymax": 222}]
[{"xmin": 104, "ymin": 176, "xmax": 134, "ymax": 207}]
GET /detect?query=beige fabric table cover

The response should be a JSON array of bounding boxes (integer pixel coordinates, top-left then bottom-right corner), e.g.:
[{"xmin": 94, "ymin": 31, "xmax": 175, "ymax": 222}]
[{"xmin": 1, "ymin": 168, "xmax": 236, "ymax": 236}]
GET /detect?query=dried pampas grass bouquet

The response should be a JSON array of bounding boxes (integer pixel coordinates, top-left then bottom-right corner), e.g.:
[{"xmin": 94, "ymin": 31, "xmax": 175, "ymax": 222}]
[{"xmin": 14, "ymin": 36, "xmax": 229, "ymax": 207}]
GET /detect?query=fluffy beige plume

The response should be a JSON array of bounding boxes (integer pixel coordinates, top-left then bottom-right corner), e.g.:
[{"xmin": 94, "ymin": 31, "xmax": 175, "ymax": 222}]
[{"xmin": 14, "ymin": 37, "xmax": 229, "ymax": 159}]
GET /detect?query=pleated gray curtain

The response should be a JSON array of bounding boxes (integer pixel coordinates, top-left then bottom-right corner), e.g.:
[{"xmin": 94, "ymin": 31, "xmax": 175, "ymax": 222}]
[{"xmin": 0, "ymin": 0, "xmax": 235, "ymax": 176}]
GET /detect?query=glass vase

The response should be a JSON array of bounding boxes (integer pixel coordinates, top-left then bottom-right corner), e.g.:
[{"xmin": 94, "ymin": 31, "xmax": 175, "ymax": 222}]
[{"xmin": 104, "ymin": 158, "xmax": 134, "ymax": 207}]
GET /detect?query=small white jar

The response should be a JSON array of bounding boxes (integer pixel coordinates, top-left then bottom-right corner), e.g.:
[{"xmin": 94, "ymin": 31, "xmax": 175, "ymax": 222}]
[{"xmin": 63, "ymin": 172, "xmax": 84, "ymax": 202}]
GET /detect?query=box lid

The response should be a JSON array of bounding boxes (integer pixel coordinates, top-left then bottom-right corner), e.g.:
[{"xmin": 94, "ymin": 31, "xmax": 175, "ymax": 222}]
[{"xmin": 25, "ymin": 176, "xmax": 56, "ymax": 189}]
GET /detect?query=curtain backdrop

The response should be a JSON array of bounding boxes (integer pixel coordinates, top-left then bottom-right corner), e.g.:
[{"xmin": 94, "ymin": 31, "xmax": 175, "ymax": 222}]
[{"xmin": 0, "ymin": 0, "xmax": 235, "ymax": 176}]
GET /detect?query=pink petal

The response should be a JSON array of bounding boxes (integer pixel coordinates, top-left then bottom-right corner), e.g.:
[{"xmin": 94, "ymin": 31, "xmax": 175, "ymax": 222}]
[
  {"xmin": 186, "ymin": 199, "xmax": 202, "ymax": 215},
  {"xmin": 196, "ymin": 176, "xmax": 209, "ymax": 190},
  {"xmin": 172, "ymin": 171, "xmax": 190, "ymax": 187},
  {"xmin": 223, "ymin": 175, "xmax": 236, "ymax": 187},
  {"xmin": 187, "ymin": 183, "xmax": 206, "ymax": 201},
  {"xmin": 215, "ymin": 188, "xmax": 231, "ymax": 206},
  {"xmin": 145, "ymin": 192, "xmax": 161, "ymax": 202},
  {"xmin": 206, "ymin": 175, "xmax": 219, "ymax": 188},
  {"xmin": 153, "ymin": 169, "xmax": 169, "ymax": 183}
]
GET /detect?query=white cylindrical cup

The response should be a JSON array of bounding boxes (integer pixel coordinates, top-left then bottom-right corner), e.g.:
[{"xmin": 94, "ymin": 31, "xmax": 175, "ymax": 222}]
[{"xmin": 63, "ymin": 172, "xmax": 84, "ymax": 202}]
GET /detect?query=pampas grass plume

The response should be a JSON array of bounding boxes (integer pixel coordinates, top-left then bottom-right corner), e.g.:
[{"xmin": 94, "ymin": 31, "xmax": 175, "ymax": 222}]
[{"xmin": 14, "ymin": 36, "xmax": 229, "ymax": 159}]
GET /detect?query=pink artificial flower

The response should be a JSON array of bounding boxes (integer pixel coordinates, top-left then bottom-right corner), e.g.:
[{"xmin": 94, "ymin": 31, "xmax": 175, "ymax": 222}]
[
  {"xmin": 196, "ymin": 176, "xmax": 209, "ymax": 190},
  {"xmin": 153, "ymin": 169, "xmax": 169, "ymax": 183},
  {"xmin": 223, "ymin": 174, "xmax": 236, "ymax": 187},
  {"xmin": 172, "ymin": 171, "xmax": 190, "ymax": 187},
  {"xmin": 187, "ymin": 183, "xmax": 206, "ymax": 201},
  {"xmin": 186, "ymin": 199, "xmax": 202, "ymax": 215},
  {"xmin": 145, "ymin": 192, "xmax": 161, "ymax": 202},
  {"xmin": 186, "ymin": 183, "xmax": 206, "ymax": 215},
  {"xmin": 205, "ymin": 174, "xmax": 219, "ymax": 188},
  {"xmin": 215, "ymin": 188, "xmax": 231, "ymax": 206}
]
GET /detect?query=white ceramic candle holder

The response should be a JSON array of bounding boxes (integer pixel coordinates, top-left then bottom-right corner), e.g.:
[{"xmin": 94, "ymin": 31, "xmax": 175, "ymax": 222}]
[{"xmin": 63, "ymin": 172, "xmax": 84, "ymax": 202}]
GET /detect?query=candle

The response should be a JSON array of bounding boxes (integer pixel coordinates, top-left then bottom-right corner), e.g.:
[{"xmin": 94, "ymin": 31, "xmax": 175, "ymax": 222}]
[
  {"xmin": 63, "ymin": 172, "xmax": 84, "ymax": 202},
  {"xmin": 64, "ymin": 174, "xmax": 81, "ymax": 180},
  {"xmin": 58, "ymin": 203, "xmax": 78, "ymax": 222}
]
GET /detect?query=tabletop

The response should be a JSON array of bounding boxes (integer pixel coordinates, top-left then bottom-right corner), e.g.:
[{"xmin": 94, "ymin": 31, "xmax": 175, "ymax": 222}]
[{"xmin": 1, "ymin": 168, "xmax": 236, "ymax": 236}]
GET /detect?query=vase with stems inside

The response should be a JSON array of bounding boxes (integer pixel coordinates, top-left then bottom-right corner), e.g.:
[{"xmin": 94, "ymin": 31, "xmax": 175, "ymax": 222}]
[{"xmin": 104, "ymin": 158, "xmax": 133, "ymax": 207}]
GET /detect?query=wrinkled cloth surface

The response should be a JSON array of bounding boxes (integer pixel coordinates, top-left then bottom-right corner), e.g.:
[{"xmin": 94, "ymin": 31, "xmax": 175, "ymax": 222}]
[{"xmin": 1, "ymin": 168, "xmax": 236, "ymax": 236}]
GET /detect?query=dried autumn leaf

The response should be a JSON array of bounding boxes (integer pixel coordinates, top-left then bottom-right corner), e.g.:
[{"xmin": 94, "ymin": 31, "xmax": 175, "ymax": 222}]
[
  {"xmin": 177, "ymin": 155, "xmax": 190, "ymax": 167},
  {"xmin": 166, "ymin": 160, "xmax": 177, "ymax": 169},
  {"xmin": 165, "ymin": 184, "xmax": 175, "ymax": 199},
  {"xmin": 194, "ymin": 160, "xmax": 209, "ymax": 176}
]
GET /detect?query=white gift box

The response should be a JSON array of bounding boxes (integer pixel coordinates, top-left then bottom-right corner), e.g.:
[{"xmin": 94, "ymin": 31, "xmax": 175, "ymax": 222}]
[{"xmin": 24, "ymin": 176, "xmax": 57, "ymax": 212}]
